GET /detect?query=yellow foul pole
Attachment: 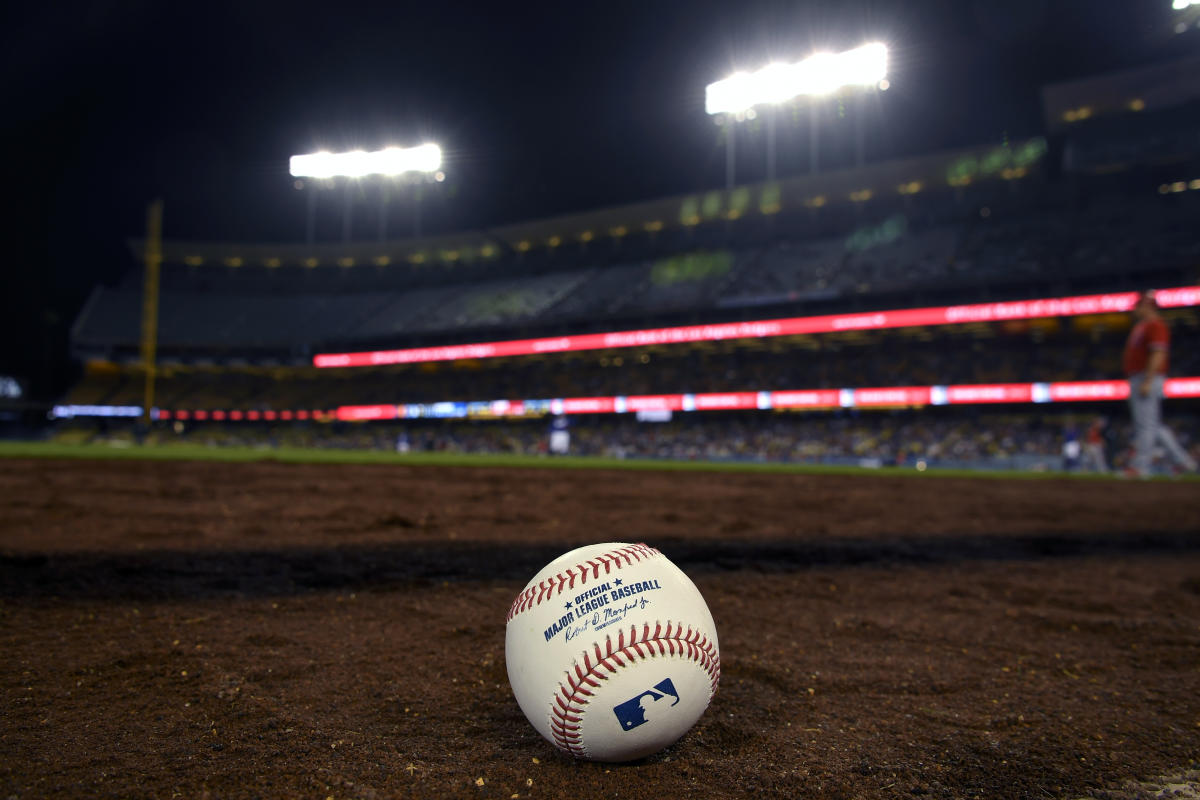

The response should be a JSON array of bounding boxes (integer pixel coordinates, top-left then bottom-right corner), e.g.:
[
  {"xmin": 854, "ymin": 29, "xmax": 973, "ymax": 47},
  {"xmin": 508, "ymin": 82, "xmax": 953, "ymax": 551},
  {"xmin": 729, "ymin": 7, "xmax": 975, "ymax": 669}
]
[{"xmin": 140, "ymin": 199, "xmax": 163, "ymax": 425}]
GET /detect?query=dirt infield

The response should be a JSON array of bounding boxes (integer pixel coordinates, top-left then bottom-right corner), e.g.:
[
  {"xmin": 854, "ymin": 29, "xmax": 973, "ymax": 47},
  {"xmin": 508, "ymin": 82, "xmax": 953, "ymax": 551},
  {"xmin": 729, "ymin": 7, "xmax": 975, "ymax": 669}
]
[{"xmin": 2, "ymin": 457, "xmax": 1199, "ymax": 799}]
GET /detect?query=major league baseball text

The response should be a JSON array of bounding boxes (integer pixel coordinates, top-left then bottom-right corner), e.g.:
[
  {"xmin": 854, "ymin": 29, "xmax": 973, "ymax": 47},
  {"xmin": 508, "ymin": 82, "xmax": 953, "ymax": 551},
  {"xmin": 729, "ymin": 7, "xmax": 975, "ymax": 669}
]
[{"xmin": 505, "ymin": 543, "xmax": 720, "ymax": 762}]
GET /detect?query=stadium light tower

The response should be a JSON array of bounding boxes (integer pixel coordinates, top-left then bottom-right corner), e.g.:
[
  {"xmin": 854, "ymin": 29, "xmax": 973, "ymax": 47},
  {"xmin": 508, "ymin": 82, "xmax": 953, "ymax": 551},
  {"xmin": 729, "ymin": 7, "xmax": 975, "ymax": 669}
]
[
  {"xmin": 1171, "ymin": 0, "xmax": 1200, "ymax": 34},
  {"xmin": 706, "ymin": 42, "xmax": 889, "ymax": 187},
  {"xmin": 289, "ymin": 143, "xmax": 444, "ymax": 243}
]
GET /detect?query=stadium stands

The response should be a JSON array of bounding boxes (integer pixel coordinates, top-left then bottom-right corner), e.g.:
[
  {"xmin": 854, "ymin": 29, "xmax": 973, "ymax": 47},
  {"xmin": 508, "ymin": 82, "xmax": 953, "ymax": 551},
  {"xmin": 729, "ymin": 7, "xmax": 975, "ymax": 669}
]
[
  {"xmin": 718, "ymin": 238, "xmax": 846, "ymax": 308},
  {"xmin": 64, "ymin": 308, "xmax": 1199, "ymax": 410},
  {"xmin": 71, "ymin": 175, "xmax": 1200, "ymax": 359}
]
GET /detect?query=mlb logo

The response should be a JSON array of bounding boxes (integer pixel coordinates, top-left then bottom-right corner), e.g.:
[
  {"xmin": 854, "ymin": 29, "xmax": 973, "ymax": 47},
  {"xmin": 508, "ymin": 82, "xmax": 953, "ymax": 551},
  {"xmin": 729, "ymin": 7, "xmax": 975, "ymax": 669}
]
[{"xmin": 611, "ymin": 678, "xmax": 680, "ymax": 732}]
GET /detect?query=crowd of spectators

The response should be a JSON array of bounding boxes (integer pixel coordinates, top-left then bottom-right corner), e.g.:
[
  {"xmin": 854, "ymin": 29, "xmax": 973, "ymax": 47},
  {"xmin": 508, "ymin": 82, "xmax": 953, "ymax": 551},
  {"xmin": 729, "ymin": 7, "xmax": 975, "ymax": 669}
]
[
  {"xmin": 60, "ymin": 410, "xmax": 1199, "ymax": 474},
  {"xmin": 66, "ymin": 315, "xmax": 1200, "ymax": 411}
]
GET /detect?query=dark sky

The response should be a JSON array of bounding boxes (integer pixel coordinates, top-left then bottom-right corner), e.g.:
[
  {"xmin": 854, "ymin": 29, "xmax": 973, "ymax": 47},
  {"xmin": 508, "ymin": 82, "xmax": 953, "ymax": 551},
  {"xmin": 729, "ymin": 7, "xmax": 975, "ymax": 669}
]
[{"xmin": 1, "ymin": 0, "xmax": 1189, "ymax": 397}]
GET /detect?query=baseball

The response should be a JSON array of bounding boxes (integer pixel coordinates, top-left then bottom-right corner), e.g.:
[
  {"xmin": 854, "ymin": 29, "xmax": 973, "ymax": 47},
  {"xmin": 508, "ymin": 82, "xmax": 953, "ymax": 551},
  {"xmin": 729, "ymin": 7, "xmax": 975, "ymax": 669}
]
[{"xmin": 505, "ymin": 542, "xmax": 720, "ymax": 762}]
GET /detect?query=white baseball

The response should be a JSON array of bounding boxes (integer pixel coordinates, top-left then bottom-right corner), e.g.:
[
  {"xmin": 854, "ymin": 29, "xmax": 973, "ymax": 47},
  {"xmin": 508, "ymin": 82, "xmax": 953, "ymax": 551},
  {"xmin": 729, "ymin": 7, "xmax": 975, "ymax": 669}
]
[{"xmin": 505, "ymin": 542, "xmax": 720, "ymax": 762}]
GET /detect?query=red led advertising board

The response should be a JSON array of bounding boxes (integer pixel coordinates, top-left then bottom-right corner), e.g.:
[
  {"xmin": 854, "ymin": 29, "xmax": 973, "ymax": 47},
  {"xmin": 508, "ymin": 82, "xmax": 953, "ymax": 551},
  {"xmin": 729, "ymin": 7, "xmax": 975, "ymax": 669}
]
[{"xmin": 314, "ymin": 286, "xmax": 1200, "ymax": 369}]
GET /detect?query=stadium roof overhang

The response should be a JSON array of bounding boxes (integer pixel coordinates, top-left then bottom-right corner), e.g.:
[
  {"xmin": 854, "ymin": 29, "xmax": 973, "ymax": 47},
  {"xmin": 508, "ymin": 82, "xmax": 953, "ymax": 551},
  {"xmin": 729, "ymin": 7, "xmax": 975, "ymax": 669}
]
[
  {"xmin": 132, "ymin": 138, "xmax": 1047, "ymax": 270},
  {"xmin": 1041, "ymin": 54, "xmax": 1200, "ymax": 133}
]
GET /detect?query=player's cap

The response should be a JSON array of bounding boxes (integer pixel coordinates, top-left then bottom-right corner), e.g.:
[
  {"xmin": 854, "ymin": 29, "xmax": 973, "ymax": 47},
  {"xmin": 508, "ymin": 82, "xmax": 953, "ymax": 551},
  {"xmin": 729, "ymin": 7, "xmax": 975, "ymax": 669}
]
[{"xmin": 1138, "ymin": 289, "xmax": 1158, "ymax": 308}]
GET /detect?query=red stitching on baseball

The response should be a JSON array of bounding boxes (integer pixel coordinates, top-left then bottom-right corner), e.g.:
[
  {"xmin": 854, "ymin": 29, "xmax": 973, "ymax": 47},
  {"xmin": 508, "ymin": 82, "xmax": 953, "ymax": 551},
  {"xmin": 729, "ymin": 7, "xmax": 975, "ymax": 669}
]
[
  {"xmin": 547, "ymin": 621, "xmax": 720, "ymax": 758},
  {"xmin": 506, "ymin": 544, "xmax": 661, "ymax": 621}
]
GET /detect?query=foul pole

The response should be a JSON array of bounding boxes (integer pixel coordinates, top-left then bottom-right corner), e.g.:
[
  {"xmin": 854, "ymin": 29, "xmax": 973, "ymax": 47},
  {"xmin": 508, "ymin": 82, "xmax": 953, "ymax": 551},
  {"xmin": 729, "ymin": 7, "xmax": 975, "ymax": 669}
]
[{"xmin": 140, "ymin": 199, "xmax": 163, "ymax": 425}]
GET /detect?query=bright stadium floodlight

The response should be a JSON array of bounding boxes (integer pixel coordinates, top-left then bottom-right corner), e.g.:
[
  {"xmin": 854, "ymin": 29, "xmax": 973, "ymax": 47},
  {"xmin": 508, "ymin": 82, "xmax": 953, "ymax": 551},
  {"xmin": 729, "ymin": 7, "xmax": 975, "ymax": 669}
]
[
  {"xmin": 1174, "ymin": 0, "xmax": 1198, "ymax": 10},
  {"xmin": 706, "ymin": 42, "xmax": 888, "ymax": 187},
  {"xmin": 705, "ymin": 42, "xmax": 888, "ymax": 115},
  {"xmin": 291, "ymin": 143, "xmax": 444, "ymax": 244},
  {"xmin": 289, "ymin": 143, "xmax": 442, "ymax": 179}
]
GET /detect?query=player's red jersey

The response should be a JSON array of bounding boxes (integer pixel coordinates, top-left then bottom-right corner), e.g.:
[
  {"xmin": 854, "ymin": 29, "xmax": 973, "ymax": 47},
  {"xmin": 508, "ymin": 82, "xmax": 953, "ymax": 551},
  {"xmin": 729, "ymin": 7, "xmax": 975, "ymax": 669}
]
[{"xmin": 1123, "ymin": 317, "xmax": 1169, "ymax": 376}]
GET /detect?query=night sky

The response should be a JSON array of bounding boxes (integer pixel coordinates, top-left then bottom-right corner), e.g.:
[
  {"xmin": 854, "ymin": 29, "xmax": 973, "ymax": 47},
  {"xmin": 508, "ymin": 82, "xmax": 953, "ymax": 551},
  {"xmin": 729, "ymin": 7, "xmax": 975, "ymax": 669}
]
[{"xmin": 1, "ymin": 0, "xmax": 1189, "ymax": 397}]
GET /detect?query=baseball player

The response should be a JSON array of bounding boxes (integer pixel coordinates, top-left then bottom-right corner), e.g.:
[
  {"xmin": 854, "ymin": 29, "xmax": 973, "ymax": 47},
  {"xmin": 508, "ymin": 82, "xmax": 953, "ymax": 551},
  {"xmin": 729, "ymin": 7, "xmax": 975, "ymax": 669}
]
[
  {"xmin": 1061, "ymin": 421, "xmax": 1081, "ymax": 472},
  {"xmin": 548, "ymin": 415, "xmax": 570, "ymax": 456},
  {"xmin": 1082, "ymin": 417, "xmax": 1108, "ymax": 473},
  {"xmin": 1123, "ymin": 290, "xmax": 1197, "ymax": 477}
]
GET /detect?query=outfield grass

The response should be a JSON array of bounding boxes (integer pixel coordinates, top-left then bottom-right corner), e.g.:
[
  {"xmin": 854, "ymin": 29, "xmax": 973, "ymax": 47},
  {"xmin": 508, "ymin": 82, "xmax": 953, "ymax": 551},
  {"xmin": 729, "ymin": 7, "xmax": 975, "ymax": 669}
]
[{"xmin": 0, "ymin": 439, "xmax": 1179, "ymax": 480}]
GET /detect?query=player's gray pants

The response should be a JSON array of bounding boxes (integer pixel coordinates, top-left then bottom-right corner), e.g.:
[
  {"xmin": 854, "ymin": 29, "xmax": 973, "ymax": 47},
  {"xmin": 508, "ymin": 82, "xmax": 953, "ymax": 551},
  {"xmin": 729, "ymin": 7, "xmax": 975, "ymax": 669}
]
[
  {"xmin": 1082, "ymin": 442, "xmax": 1107, "ymax": 473},
  {"xmin": 1128, "ymin": 374, "xmax": 1197, "ymax": 475}
]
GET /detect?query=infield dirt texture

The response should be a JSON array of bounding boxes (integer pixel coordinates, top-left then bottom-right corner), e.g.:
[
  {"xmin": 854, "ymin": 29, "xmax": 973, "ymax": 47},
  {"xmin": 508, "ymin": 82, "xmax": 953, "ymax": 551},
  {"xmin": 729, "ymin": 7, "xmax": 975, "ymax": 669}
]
[{"xmin": 2, "ymin": 455, "xmax": 1199, "ymax": 799}]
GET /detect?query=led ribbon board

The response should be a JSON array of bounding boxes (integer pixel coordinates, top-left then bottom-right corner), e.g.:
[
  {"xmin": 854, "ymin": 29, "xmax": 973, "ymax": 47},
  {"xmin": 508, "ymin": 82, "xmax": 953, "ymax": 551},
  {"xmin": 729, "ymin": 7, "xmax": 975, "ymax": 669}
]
[
  {"xmin": 329, "ymin": 377, "xmax": 1200, "ymax": 421},
  {"xmin": 314, "ymin": 286, "xmax": 1200, "ymax": 368},
  {"xmin": 68, "ymin": 377, "xmax": 1200, "ymax": 421}
]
